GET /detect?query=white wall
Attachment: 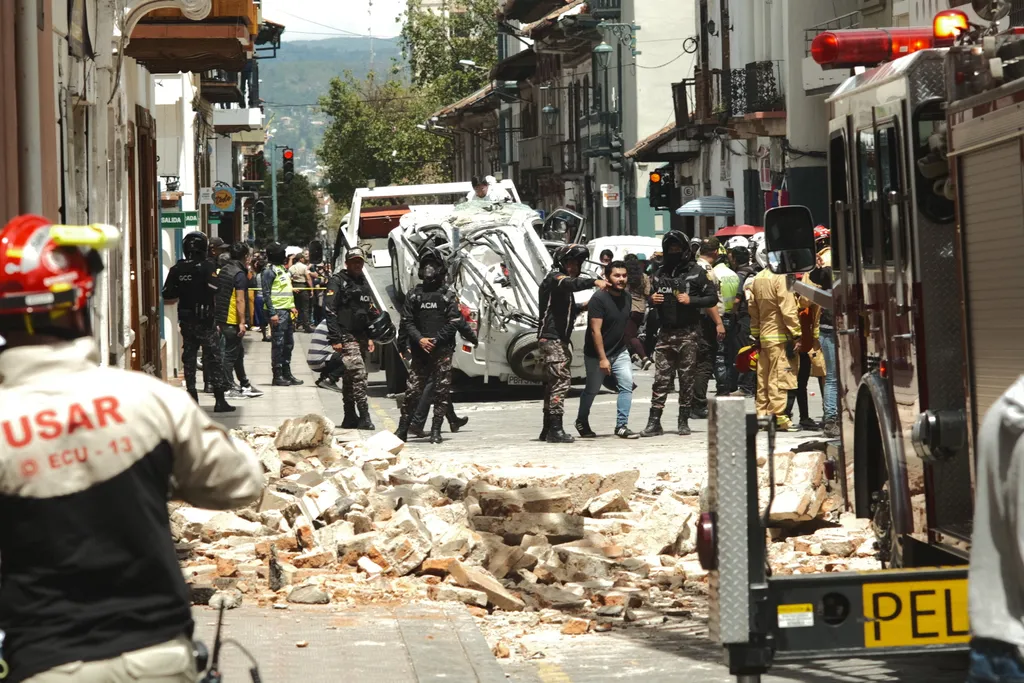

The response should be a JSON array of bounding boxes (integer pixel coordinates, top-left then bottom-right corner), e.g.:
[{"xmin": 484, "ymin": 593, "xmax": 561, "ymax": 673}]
[{"xmin": 215, "ymin": 137, "xmax": 234, "ymax": 186}]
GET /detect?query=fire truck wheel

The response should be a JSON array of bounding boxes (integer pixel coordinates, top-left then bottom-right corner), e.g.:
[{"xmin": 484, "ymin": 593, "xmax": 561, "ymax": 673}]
[{"xmin": 870, "ymin": 482, "xmax": 904, "ymax": 569}]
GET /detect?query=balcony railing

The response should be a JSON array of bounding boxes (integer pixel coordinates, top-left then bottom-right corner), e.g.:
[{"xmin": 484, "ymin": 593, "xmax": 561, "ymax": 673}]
[
  {"xmin": 694, "ymin": 68, "xmax": 727, "ymax": 121},
  {"xmin": 589, "ymin": 0, "xmax": 621, "ymax": 20},
  {"xmin": 730, "ymin": 61, "xmax": 785, "ymax": 117},
  {"xmin": 240, "ymin": 153, "xmax": 266, "ymax": 185},
  {"xmin": 519, "ymin": 136, "xmax": 557, "ymax": 171},
  {"xmin": 578, "ymin": 111, "xmax": 620, "ymax": 157},
  {"xmin": 804, "ymin": 12, "xmax": 861, "ymax": 56}
]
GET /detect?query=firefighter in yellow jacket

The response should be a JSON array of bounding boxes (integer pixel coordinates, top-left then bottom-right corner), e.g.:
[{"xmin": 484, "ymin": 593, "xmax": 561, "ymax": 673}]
[{"xmin": 749, "ymin": 266, "xmax": 804, "ymax": 431}]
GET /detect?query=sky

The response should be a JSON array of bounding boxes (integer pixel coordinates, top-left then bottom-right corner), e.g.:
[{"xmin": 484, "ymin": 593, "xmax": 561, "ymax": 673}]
[{"xmin": 262, "ymin": 0, "xmax": 408, "ymax": 41}]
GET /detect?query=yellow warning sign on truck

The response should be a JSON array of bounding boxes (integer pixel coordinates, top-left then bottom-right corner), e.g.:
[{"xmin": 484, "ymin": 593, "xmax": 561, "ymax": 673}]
[{"xmin": 862, "ymin": 578, "xmax": 970, "ymax": 648}]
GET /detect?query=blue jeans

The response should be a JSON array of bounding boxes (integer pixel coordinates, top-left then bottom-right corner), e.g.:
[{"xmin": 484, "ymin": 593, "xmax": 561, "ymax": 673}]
[
  {"xmin": 968, "ymin": 639, "xmax": 1024, "ymax": 682},
  {"xmin": 578, "ymin": 348, "xmax": 633, "ymax": 429},
  {"xmin": 820, "ymin": 327, "xmax": 838, "ymax": 422}
]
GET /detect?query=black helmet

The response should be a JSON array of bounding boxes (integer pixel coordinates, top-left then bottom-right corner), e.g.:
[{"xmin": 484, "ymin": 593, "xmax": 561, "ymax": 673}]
[
  {"xmin": 662, "ymin": 230, "xmax": 690, "ymax": 252},
  {"xmin": 183, "ymin": 232, "xmax": 208, "ymax": 261},
  {"xmin": 555, "ymin": 243, "xmax": 589, "ymax": 271},
  {"xmin": 367, "ymin": 310, "xmax": 396, "ymax": 344},
  {"xmin": 266, "ymin": 241, "xmax": 287, "ymax": 265}
]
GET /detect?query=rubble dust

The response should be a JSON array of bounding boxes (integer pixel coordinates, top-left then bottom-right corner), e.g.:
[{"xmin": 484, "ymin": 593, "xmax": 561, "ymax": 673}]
[{"xmin": 172, "ymin": 415, "xmax": 879, "ymax": 662}]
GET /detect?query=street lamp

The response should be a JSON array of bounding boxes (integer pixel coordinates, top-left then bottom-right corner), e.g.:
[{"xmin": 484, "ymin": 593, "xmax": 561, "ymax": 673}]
[
  {"xmin": 458, "ymin": 59, "xmax": 487, "ymax": 72},
  {"xmin": 542, "ymin": 105, "xmax": 559, "ymax": 128},
  {"xmin": 593, "ymin": 41, "xmax": 614, "ymax": 70}
]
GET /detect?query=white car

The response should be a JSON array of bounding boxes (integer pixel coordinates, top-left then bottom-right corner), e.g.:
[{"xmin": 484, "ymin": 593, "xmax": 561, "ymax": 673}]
[{"xmin": 388, "ymin": 201, "xmax": 588, "ymax": 387}]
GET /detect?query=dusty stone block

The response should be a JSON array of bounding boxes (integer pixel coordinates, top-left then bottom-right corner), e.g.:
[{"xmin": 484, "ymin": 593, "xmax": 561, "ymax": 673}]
[
  {"xmin": 561, "ymin": 618, "xmax": 591, "ymax": 635},
  {"xmin": 365, "ymin": 430, "xmax": 406, "ymax": 455},
  {"xmin": 275, "ymin": 415, "xmax": 335, "ymax": 451},
  {"xmin": 623, "ymin": 491, "xmax": 696, "ymax": 556},
  {"xmin": 287, "ymin": 584, "xmax": 330, "ymax": 604},
  {"xmin": 448, "ymin": 561, "xmax": 525, "ymax": 612},
  {"xmin": 585, "ymin": 490, "xmax": 630, "ymax": 517},
  {"xmin": 292, "ymin": 548, "xmax": 334, "ymax": 569},
  {"xmin": 471, "ymin": 513, "xmax": 585, "ymax": 544},
  {"xmin": 428, "ymin": 584, "xmax": 488, "ymax": 607},
  {"xmin": 478, "ymin": 487, "xmax": 572, "ymax": 516}
]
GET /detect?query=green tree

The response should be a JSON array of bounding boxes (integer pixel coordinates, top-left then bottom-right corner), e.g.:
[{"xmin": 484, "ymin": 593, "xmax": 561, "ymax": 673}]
[
  {"xmin": 399, "ymin": 0, "xmax": 499, "ymax": 107},
  {"xmin": 317, "ymin": 73, "xmax": 449, "ymax": 203},
  {"xmin": 254, "ymin": 171, "xmax": 322, "ymax": 247}
]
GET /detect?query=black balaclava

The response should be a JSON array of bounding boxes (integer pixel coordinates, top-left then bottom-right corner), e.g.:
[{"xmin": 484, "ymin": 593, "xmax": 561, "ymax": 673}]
[{"xmin": 661, "ymin": 231, "xmax": 691, "ymax": 271}]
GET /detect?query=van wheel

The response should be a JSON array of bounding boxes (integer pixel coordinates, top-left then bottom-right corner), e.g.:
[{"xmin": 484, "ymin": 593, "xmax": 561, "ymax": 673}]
[
  {"xmin": 506, "ymin": 332, "xmax": 548, "ymax": 383},
  {"xmin": 384, "ymin": 343, "xmax": 408, "ymax": 394}
]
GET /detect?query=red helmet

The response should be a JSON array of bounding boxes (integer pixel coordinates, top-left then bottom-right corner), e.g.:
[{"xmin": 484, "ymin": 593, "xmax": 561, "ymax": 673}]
[
  {"xmin": 736, "ymin": 345, "xmax": 759, "ymax": 373},
  {"xmin": 814, "ymin": 225, "xmax": 831, "ymax": 241},
  {"xmin": 0, "ymin": 215, "xmax": 116, "ymax": 322}
]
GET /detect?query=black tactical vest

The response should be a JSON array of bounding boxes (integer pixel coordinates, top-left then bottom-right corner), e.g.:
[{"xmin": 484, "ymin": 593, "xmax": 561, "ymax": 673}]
[
  {"xmin": 411, "ymin": 286, "xmax": 453, "ymax": 338},
  {"xmin": 170, "ymin": 260, "xmax": 215, "ymax": 321},
  {"xmin": 652, "ymin": 262, "xmax": 705, "ymax": 330},
  {"xmin": 335, "ymin": 271, "xmax": 373, "ymax": 333}
]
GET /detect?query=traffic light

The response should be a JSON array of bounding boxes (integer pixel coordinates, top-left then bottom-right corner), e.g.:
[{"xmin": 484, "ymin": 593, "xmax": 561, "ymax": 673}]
[
  {"xmin": 282, "ymin": 147, "xmax": 295, "ymax": 183},
  {"xmin": 649, "ymin": 167, "xmax": 675, "ymax": 211},
  {"xmin": 253, "ymin": 199, "xmax": 267, "ymax": 225},
  {"xmin": 609, "ymin": 137, "xmax": 624, "ymax": 173}
]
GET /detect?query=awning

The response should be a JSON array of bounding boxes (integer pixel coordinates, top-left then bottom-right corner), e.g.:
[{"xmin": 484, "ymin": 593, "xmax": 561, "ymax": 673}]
[
  {"xmin": 432, "ymin": 84, "xmax": 499, "ymax": 120},
  {"xmin": 491, "ymin": 47, "xmax": 538, "ymax": 81},
  {"xmin": 676, "ymin": 196, "xmax": 735, "ymax": 217},
  {"xmin": 714, "ymin": 224, "xmax": 763, "ymax": 238}
]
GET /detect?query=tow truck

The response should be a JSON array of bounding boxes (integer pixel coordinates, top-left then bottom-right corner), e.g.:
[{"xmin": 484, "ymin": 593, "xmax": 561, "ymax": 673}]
[{"xmin": 700, "ymin": 2, "xmax": 1024, "ymax": 678}]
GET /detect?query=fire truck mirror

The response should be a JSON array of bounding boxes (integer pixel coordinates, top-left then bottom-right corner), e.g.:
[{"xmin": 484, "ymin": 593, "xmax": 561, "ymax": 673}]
[{"xmin": 763, "ymin": 205, "xmax": 816, "ymax": 275}]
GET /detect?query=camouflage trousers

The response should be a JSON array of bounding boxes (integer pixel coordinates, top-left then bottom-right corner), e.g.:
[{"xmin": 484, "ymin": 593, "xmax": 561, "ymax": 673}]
[
  {"xmin": 540, "ymin": 339, "xmax": 572, "ymax": 416},
  {"xmin": 181, "ymin": 319, "xmax": 227, "ymax": 392},
  {"xmin": 338, "ymin": 333, "xmax": 369, "ymax": 404},
  {"xmin": 651, "ymin": 327, "xmax": 701, "ymax": 412},
  {"xmin": 403, "ymin": 350, "xmax": 454, "ymax": 426}
]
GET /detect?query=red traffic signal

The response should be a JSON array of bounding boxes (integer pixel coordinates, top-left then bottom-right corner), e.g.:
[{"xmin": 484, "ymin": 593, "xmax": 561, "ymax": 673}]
[{"xmin": 283, "ymin": 149, "xmax": 294, "ymax": 160}]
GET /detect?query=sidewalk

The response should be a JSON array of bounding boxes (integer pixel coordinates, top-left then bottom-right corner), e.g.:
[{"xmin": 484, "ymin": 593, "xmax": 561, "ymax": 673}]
[
  {"xmin": 191, "ymin": 603, "xmax": 506, "ymax": 683},
  {"xmin": 198, "ymin": 329, "xmax": 396, "ymax": 432}
]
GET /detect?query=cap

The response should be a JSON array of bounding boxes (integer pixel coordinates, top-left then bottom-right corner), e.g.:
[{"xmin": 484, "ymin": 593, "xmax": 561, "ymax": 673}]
[
  {"xmin": 345, "ymin": 247, "xmax": 367, "ymax": 262},
  {"xmin": 209, "ymin": 236, "xmax": 226, "ymax": 249}
]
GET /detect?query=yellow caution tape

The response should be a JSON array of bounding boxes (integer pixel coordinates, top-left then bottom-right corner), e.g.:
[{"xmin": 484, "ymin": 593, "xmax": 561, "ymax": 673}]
[
  {"xmin": 49, "ymin": 223, "xmax": 120, "ymax": 250},
  {"xmin": 0, "ymin": 657, "xmax": 8, "ymax": 679}
]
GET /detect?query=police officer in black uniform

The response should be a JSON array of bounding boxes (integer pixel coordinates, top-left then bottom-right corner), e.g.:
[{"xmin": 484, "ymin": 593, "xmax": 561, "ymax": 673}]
[
  {"xmin": 162, "ymin": 232, "xmax": 234, "ymax": 413},
  {"xmin": 537, "ymin": 244, "xmax": 608, "ymax": 443},
  {"xmin": 324, "ymin": 247, "xmax": 379, "ymax": 429},
  {"xmin": 395, "ymin": 246, "xmax": 469, "ymax": 444}
]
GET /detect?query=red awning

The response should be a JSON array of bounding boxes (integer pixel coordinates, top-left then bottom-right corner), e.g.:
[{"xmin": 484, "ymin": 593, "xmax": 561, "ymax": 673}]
[{"xmin": 714, "ymin": 224, "xmax": 764, "ymax": 238}]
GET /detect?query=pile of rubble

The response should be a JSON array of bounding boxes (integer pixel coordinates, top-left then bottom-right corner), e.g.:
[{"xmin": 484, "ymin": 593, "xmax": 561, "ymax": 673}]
[{"xmin": 171, "ymin": 416, "xmax": 878, "ymax": 658}]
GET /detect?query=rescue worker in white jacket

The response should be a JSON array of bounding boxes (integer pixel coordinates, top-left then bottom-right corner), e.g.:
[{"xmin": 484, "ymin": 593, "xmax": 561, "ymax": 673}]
[
  {"xmin": 0, "ymin": 215, "xmax": 264, "ymax": 683},
  {"xmin": 968, "ymin": 376, "xmax": 1024, "ymax": 682}
]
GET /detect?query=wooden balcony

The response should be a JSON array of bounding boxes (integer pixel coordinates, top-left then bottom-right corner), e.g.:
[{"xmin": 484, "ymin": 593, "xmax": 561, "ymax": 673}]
[{"xmin": 127, "ymin": 0, "xmax": 259, "ymax": 73}]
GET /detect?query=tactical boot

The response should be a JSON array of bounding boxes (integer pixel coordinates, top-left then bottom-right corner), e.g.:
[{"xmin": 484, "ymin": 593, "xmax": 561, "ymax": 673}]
[
  {"xmin": 395, "ymin": 414, "xmax": 412, "ymax": 442},
  {"xmin": 186, "ymin": 386, "xmax": 199, "ymax": 403},
  {"xmin": 677, "ymin": 409, "xmax": 692, "ymax": 436},
  {"xmin": 538, "ymin": 413, "xmax": 550, "ymax": 441},
  {"xmin": 272, "ymin": 368, "xmax": 291, "ymax": 387},
  {"xmin": 282, "ymin": 363, "xmax": 304, "ymax": 386},
  {"xmin": 213, "ymin": 391, "xmax": 236, "ymax": 413},
  {"xmin": 356, "ymin": 401, "xmax": 376, "ymax": 430},
  {"xmin": 691, "ymin": 404, "xmax": 709, "ymax": 420},
  {"xmin": 640, "ymin": 408, "xmax": 664, "ymax": 438},
  {"xmin": 429, "ymin": 416, "xmax": 445, "ymax": 444},
  {"xmin": 446, "ymin": 406, "xmax": 469, "ymax": 432},
  {"xmin": 545, "ymin": 415, "xmax": 575, "ymax": 444},
  {"xmin": 341, "ymin": 401, "xmax": 359, "ymax": 429}
]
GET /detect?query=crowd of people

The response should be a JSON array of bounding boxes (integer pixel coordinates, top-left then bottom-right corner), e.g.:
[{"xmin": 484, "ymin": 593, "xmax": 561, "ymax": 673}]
[
  {"xmin": 162, "ymin": 236, "xmax": 371, "ymax": 416},
  {"xmin": 536, "ymin": 226, "xmax": 839, "ymax": 441}
]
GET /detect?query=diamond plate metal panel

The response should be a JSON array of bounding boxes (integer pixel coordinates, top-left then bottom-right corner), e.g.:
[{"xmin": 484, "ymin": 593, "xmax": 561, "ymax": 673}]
[
  {"xmin": 707, "ymin": 397, "xmax": 752, "ymax": 646},
  {"xmin": 908, "ymin": 55, "xmax": 946, "ymax": 110}
]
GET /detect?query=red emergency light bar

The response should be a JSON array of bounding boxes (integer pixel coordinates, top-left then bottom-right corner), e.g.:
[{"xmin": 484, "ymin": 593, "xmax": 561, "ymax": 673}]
[{"xmin": 811, "ymin": 27, "xmax": 938, "ymax": 69}]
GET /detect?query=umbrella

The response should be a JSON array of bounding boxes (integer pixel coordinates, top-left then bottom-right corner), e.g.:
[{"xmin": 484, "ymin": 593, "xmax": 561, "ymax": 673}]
[
  {"xmin": 675, "ymin": 195, "xmax": 735, "ymax": 217},
  {"xmin": 714, "ymin": 225, "xmax": 764, "ymax": 238}
]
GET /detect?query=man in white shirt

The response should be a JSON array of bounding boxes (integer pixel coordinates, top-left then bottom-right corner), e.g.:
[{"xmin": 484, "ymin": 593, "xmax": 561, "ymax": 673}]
[{"xmin": 289, "ymin": 254, "xmax": 313, "ymax": 332}]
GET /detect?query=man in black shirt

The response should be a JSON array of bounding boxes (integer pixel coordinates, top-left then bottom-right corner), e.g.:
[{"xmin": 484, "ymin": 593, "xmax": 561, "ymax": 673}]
[
  {"xmin": 537, "ymin": 245, "xmax": 609, "ymax": 444},
  {"xmin": 575, "ymin": 261, "xmax": 640, "ymax": 439},
  {"xmin": 162, "ymin": 232, "xmax": 234, "ymax": 413},
  {"xmin": 215, "ymin": 242, "xmax": 262, "ymax": 400}
]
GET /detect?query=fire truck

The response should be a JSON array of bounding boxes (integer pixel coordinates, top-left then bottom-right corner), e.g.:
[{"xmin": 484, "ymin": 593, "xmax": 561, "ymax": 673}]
[{"xmin": 699, "ymin": 2, "xmax": 1024, "ymax": 679}]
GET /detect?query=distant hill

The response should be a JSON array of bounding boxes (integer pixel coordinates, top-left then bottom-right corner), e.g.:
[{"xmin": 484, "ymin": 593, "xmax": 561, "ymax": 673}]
[{"xmin": 259, "ymin": 36, "xmax": 404, "ymax": 174}]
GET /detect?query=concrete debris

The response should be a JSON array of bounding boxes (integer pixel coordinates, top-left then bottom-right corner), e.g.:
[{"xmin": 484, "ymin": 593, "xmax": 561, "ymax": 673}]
[{"xmin": 180, "ymin": 424, "xmax": 878, "ymax": 660}]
